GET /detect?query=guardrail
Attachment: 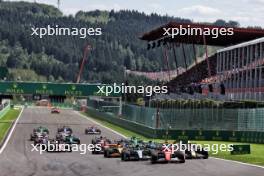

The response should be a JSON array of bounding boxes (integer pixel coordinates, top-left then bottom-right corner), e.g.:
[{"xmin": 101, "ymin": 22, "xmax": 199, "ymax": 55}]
[{"xmin": 0, "ymin": 102, "xmax": 10, "ymax": 119}]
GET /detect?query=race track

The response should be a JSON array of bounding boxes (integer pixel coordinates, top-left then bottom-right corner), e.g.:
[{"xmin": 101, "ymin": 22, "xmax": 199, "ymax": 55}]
[{"xmin": 0, "ymin": 107, "xmax": 263, "ymax": 176}]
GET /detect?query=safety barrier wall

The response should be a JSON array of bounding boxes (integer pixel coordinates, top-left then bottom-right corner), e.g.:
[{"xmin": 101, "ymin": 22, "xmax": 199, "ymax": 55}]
[
  {"xmin": 85, "ymin": 107, "xmax": 156, "ymax": 138},
  {"xmin": 87, "ymin": 100, "xmax": 264, "ymax": 132},
  {"xmin": 0, "ymin": 102, "xmax": 10, "ymax": 119},
  {"xmin": 155, "ymin": 129, "xmax": 264, "ymax": 143},
  {"xmin": 87, "ymin": 102, "xmax": 264, "ymax": 143},
  {"xmin": 86, "ymin": 107, "xmax": 264, "ymax": 143}
]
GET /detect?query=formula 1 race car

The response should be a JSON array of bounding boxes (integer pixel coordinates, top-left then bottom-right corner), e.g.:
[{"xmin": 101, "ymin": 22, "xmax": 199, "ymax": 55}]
[
  {"xmin": 104, "ymin": 144, "xmax": 124, "ymax": 158},
  {"xmin": 85, "ymin": 126, "xmax": 101, "ymax": 135},
  {"xmin": 41, "ymin": 139, "xmax": 72, "ymax": 152},
  {"xmin": 30, "ymin": 126, "xmax": 49, "ymax": 141},
  {"xmin": 184, "ymin": 144, "xmax": 209, "ymax": 159},
  {"xmin": 151, "ymin": 145, "xmax": 185, "ymax": 164},
  {"xmin": 91, "ymin": 136, "xmax": 111, "ymax": 154},
  {"xmin": 121, "ymin": 145, "xmax": 151, "ymax": 161},
  {"xmin": 34, "ymin": 135, "xmax": 49, "ymax": 145},
  {"xmin": 56, "ymin": 126, "xmax": 73, "ymax": 142},
  {"xmin": 57, "ymin": 126, "xmax": 73, "ymax": 134},
  {"xmin": 64, "ymin": 136, "xmax": 81, "ymax": 145},
  {"xmin": 51, "ymin": 107, "xmax": 60, "ymax": 114}
]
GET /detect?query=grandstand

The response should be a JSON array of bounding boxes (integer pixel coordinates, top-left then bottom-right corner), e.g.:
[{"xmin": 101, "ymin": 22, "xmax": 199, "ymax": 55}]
[
  {"xmin": 140, "ymin": 22, "xmax": 264, "ymax": 101},
  {"xmin": 215, "ymin": 37, "xmax": 264, "ymax": 101}
]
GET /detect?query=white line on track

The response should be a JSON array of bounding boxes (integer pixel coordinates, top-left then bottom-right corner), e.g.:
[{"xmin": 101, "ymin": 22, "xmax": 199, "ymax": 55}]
[
  {"xmin": 76, "ymin": 111, "xmax": 264, "ymax": 170},
  {"xmin": 0, "ymin": 106, "xmax": 24, "ymax": 154},
  {"xmin": 75, "ymin": 111, "xmax": 127, "ymax": 138},
  {"xmin": 211, "ymin": 157, "xmax": 264, "ymax": 169}
]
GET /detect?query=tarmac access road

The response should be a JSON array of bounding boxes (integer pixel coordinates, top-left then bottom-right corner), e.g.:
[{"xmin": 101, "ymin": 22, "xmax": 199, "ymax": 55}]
[{"xmin": 0, "ymin": 107, "xmax": 263, "ymax": 176}]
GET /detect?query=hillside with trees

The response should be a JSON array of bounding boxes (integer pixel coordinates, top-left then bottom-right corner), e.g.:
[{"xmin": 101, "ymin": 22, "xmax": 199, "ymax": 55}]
[{"xmin": 0, "ymin": 1, "xmax": 239, "ymax": 84}]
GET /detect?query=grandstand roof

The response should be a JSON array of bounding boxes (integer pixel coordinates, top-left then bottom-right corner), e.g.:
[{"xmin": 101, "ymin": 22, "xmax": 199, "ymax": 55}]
[
  {"xmin": 140, "ymin": 22, "xmax": 264, "ymax": 46},
  {"xmin": 218, "ymin": 37, "xmax": 264, "ymax": 52}
]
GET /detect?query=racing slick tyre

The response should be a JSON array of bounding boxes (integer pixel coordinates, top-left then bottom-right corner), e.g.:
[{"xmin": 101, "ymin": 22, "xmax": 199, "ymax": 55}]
[
  {"xmin": 121, "ymin": 152, "xmax": 129, "ymax": 161},
  {"xmin": 151, "ymin": 153, "xmax": 158, "ymax": 164},
  {"xmin": 174, "ymin": 151, "xmax": 185, "ymax": 163},
  {"xmin": 202, "ymin": 151, "xmax": 209, "ymax": 159},
  {"xmin": 104, "ymin": 150, "xmax": 110, "ymax": 158},
  {"xmin": 30, "ymin": 135, "xmax": 34, "ymax": 141}
]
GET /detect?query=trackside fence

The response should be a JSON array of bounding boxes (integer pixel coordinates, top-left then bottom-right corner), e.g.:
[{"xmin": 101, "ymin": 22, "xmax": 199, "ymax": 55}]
[
  {"xmin": 86, "ymin": 100, "xmax": 264, "ymax": 143},
  {"xmin": 0, "ymin": 101, "xmax": 10, "ymax": 119}
]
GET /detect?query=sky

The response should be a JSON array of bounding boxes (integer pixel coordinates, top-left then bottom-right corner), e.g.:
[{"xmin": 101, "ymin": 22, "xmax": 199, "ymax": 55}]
[{"xmin": 6, "ymin": 0, "xmax": 264, "ymax": 27}]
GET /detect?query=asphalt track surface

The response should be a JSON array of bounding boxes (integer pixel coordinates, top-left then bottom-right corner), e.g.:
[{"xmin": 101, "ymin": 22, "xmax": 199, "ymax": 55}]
[{"xmin": 0, "ymin": 107, "xmax": 263, "ymax": 176}]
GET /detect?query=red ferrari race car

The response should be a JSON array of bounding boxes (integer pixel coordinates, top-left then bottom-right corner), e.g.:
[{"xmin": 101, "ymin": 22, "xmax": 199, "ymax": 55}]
[
  {"xmin": 51, "ymin": 107, "xmax": 60, "ymax": 114},
  {"xmin": 85, "ymin": 126, "xmax": 101, "ymax": 135},
  {"xmin": 151, "ymin": 144, "xmax": 185, "ymax": 164}
]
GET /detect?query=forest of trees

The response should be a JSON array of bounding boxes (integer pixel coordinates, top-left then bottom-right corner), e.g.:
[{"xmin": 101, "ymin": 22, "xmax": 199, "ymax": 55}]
[{"xmin": 0, "ymin": 1, "xmax": 240, "ymax": 84}]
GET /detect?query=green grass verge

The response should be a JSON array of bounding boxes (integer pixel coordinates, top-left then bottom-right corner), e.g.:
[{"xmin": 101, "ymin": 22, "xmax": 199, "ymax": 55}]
[
  {"xmin": 0, "ymin": 108, "xmax": 21, "ymax": 143},
  {"xmin": 193, "ymin": 141, "xmax": 264, "ymax": 166},
  {"xmin": 81, "ymin": 111, "xmax": 264, "ymax": 167}
]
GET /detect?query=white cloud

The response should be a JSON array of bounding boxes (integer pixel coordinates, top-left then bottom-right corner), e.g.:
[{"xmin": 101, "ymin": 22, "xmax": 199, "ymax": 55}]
[
  {"xmin": 178, "ymin": 5, "xmax": 221, "ymax": 16},
  {"xmin": 148, "ymin": 3, "xmax": 163, "ymax": 10},
  {"xmin": 247, "ymin": 0, "xmax": 264, "ymax": 5}
]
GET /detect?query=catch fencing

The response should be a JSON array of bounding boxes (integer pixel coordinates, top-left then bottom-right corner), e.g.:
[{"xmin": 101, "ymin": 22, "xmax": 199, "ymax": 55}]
[
  {"xmin": 86, "ymin": 100, "xmax": 264, "ymax": 143},
  {"xmin": 87, "ymin": 100, "xmax": 264, "ymax": 132},
  {"xmin": 0, "ymin": 101, "xmax": 10, "ymax": 119}
]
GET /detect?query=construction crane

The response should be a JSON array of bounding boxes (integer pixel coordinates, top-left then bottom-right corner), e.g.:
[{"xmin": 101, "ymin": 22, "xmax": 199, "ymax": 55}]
[{"xmin": 76, "ymin": 44, "xmax": 91, "ymax": 83}]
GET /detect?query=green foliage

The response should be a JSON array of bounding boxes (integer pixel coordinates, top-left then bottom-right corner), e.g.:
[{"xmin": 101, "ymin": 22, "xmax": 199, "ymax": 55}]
[
  {"xmin": 0, "ymin": 1, "xmax": 62, "ymax": 17},
  {"xmin": 8, "ymin": 69, "xmax": 47, "ymax": 82},
  {"xmin": 0, "ymin": 1, "xmax": 239, "ymax": 84},
  {"xmin": 0, "ymin": 108, "xmax": 21, "ymax": 143}
]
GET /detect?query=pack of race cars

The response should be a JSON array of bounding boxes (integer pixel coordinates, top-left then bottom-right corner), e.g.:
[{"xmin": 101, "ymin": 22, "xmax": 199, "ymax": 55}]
[
  {"xmin": 30, "ymin": 126, "xmax": 208, "ymax": 163},
  {"xmin": 30, "ymin": 126, "xmax": 80, "ymax": 152}
]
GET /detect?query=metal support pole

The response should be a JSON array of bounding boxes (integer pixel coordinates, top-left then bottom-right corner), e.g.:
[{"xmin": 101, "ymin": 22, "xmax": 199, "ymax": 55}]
[
  {"xmin": 241, "ymin": 47, "xmax": 245, "ymax": 100},
  {"xmin": 254, "ymin": 44, "xmax": 258, "ymax": 100},
  {"xmin": 118, "ymin": 97, "xmax": 122, "ymax": 116},
  {"xmin": 217, "ymin": 52, "xmax": 220, "ymax": 74},
  {"xmin": 249, "ymin": 45, "xmax": 253, "ymax": 99},
  {"xmin": 231, "ymin": 49, "xmax": 234, "ymax": 99},
  {"xmin": 227, "ymin": 50, "xmax": 231, "ymax": 98},
  {"xmin": 163, "ymin": 46, "xmax": 171, "ymax": 81},
  {"xmin": 192, "ymin": 43, "xmax": 199, "ymax": 77},
  {"xmin": 245, "ymin": 46, "xmax": 249, "ymax": 99},
  {"xmin": 181, "ymin": 44, "xmax": 188, "ymax": 70},
  {"xmin": 238, "ymin": 48, "xmax": 241, "ymax": 99},
  {"xmin": 172, "ymin": 43, "xmax": 179, "ymax": 75},
  {"xmin": 260, "ymin": 42, "xmax": 263, "ymax": 100},
  {"xmin": 203, "ymin": 34, "xmax": 212, "ymax": 77}
]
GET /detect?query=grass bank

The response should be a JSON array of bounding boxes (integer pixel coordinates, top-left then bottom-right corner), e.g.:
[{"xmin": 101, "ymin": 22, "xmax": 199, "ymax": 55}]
[
  {"xmin": 0, "ymin": 108, "xmax": 21, "ymax": 143},
  {"xmin": 194, "ymin": 141, "xmax": 264, "ymax": 166}
]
